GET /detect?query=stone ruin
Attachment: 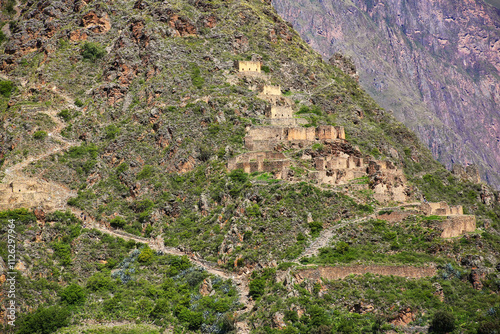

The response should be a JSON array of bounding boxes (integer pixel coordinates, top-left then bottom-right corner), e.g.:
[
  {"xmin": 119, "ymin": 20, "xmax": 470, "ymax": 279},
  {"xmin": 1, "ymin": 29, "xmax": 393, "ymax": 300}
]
[
  {"xmin": 377, "ymin": 201, "xmax": 476, "ymax": 238},
  {"xmin": 245, "ymin": 125, "xmax": 345, "ymax": 151},
  {"xmin": 420, "ymin": 201, "xmax": 463, "ymax": 216},
  {"xmin": 227, "ymin": 71, "xmax": 410, "ymax": 203},
  {"xmin": 236, "ymin": 60, "xmax": 261, "ymax": 73},
  {"xmin": 452, "ymin": 164, "xmax": 481, "ymax": 184},
  {"xmin": 227, "ymin": 152, "xmax": 290, "ymax": 179},
  {"xmin": 0, "ymin": 178, "xmax": 74, "ymax": 212}
]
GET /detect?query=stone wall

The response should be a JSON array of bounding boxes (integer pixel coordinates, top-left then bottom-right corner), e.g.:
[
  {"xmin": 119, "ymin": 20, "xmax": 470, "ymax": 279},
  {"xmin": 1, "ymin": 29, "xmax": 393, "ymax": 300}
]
[
  {"xmin": 437, "ymin": 215, "xmax": 476, "ymax": 238},
  {"xmin": 316, "ymin": 125, "xmax": 345, "ymax": 140},
  {"xmin": 452, "ymin": 164, "xmax": 481, "ymax": 184},
  {"xmin": 420, "ymin": 202, "xmax": 463, "ymax": 216},
  {"xmin": 0, "ymin": 179, "xmax": 74, "ymax": 211},
  {"xmin": 267, "ymin": 118, "xmax": 308, "ymax": 126},
  {"xmin": 227, "ymin": 151, "xmax": 290, "ymax": 178},
  {"xmin": 266, "ymin": 106, "xmax": 293, "ymax": 119},
  {"xmin": 237, "ymin": 60, "xmax": 261, "ymax": 73},
  {"xmin": 262, "ymin": 85, "xmax": 281, "ymax": 95},
  {"xmin": 376, "ymin": 210, "xmax": 416, "ymax": 223},
  {"xmin": 296, "ymin": 265, "xmax": 436, "ymax": 281}
]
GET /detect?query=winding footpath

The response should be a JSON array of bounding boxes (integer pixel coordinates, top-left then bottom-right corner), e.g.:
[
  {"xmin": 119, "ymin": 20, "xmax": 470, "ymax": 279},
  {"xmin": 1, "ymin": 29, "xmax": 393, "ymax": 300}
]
[
  {"xmin": 2, "ymin": 81, "xmax": 425, "ymax": 333},
  {"xmin": 1, "ymin": 81, "xmax": 255, "ymax": 331},
  {"xmin": 298, "ymin": 215, "xmax": 374, "ymax": 260}
]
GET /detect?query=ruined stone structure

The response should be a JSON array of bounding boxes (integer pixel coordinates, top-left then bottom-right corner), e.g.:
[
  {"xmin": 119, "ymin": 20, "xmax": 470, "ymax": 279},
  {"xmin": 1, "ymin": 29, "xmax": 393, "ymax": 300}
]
[
  {"xmin": 367, "ymin": 161, "xmax": 408, "ymax": 203},
  {"xmin": 376, "ymin": 201, "xmax": 476, "ymax": 238},
  {"xmin": 0, "ymin": 178, "xmax": 74, "ymax": 211},
  {"xmin": 420, "ymin": 201, "xmax": 463, "ymax": 216},
  {"xmin": 437, "ymin": 215, "xmax": 476, "ymax": 238},
  {"xmin": 227, "ymin": 152, "xmax": 290, "ymax": 178},
  {"xmin": 261, "ymin": 85, "xmax": 281, "ymax": 96},
  {"xmin": 245, "ymin": 125, "xmax": 345, "ymax": 151},
  {"xmin": 236, "ymin": 60, "xmax": 261, "ymax": 73},
  {"xmin": 266, "ymin": 105, "xmax": 293, "ymax": 119},
  {"xmin": 310, "ymin": 153, "xmax": 366, "ymax": 185},
  {"xmin": 228, "ymin": 57, "xmax": 409, "ymax": 202},
  {"xmin": 452, "ymin": 164, "xmax": 481, "ymax": 184}
]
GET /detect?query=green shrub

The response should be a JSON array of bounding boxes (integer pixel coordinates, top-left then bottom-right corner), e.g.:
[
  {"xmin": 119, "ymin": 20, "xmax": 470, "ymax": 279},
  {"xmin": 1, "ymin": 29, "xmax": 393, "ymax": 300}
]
[
  {"xmin": 60, "ymin": 284, "xmax": 86, "ymax": 305},
  {"xmin": 358, "ymin": 204, "xmax": 374, "ymax": 213},
  {"xmin": 229, "ymin": 169, "xmax": 248, "ymax": 183},
  {"xmin": 176, "ymin": 306, "xmax": 203, "ymax": 330},
  {"xmin": 298, "ymin": 105, "xmax": 310, "ymax": 114},
  {"xmin": 16, "ymin": 305, "xmax": 70, "ymax": 334},
  {"xmin": 0, "ymin": 31, "xmax": 6, "ymax": 44},
  {"xmin": 137, "ymin": 165, "xmax": 154, "ymax": 180},
  {"xmin": 190, "ymin": 63, "xmax": 205, "ymax": 89},
  {"xmin": 52, "ymin": 242, "xmax": 72, "ymax": 266},
  {"xmin": 309, "ymin": 221, "xmax": 323, "ymax": 236},
  {"xmin": 87, "ymin": 272, "xmax": 115, "ymax": 292},
  {"xmin": 116, "ymin": 162, "xmax": 129, "ymax": 174},
  {"xmin": 312, "ymin": 143, "xmax": 324, "ymax": 151},
  {"xmin": 430, "ymin": 310, "xmax": 456, "ymax": 333},
  {"xmin": 74, "ymin": 98, "xmax": 84, "ymax": 107},
  {"xmin": 105, "ymin": 124, "xmax": 120, "ymax": 139},
  {"xmin": 33, "ymin": 130, "xmax": 48, "ymax": 140},
  {"xmin": 110, "ymin": 216, "xmax": 126, "ymax": 228},
  {"xmin": 249, "ymin": 277, "xmax": 266, "ymax": 298},
  {"xmin": 335, "ymin": 241, "xmax": 349, "ymax": 254},
  {"xmin": 261, "ymin": 65, "xmax": 270, "ymax": 73},
  {"xmin": 0, "ymin": 80, "xmax": 14, "ymax": 98},
  {"xmin": 150, "ymin": 298, "xmax": 169, "ymax": 319},
  {"xmin": 81, "ymin": 42, "xmax": 106, "ymax": 62},
  {"xmin": 138, "ymin": 247, "xmax": 155, "ymax": 264},
  {"xmin": 246, "ymin": 204, "xmax": 261, "ymax": 217},
  {"xmin": 57, "ymin": 109, "xmax": 74, "ymax": 122}
]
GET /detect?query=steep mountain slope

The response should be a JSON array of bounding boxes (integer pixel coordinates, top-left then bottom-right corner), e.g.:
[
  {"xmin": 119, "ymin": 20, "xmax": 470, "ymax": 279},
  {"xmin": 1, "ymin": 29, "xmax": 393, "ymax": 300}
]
[
  {"xmin": 0, "ymin": 0, "xmax": 499, "ymax": 333},
  {"xmin": 272, "ymin": 0, "xmax": 500, "ymax": 189}
]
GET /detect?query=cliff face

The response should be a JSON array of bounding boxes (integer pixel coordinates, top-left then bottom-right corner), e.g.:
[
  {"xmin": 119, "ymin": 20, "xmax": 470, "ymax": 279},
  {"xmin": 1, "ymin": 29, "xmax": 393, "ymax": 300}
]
[{"xmin": 273, "ymin": 0, "xmax": 500, "ymax": 188}]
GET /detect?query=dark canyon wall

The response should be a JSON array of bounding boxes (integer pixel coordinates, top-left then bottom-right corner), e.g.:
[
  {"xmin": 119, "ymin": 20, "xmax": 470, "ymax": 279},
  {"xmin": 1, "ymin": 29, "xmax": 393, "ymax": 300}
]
[{"xmin": 273, "ymin": 0, "xmax": 500, "ymax": 188}]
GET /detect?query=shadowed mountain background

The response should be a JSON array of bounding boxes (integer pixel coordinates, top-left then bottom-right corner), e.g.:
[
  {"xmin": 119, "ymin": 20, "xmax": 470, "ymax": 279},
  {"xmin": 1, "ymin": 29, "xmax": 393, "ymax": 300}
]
[{"xmin": 272, "ymin": 0, "xmax": 500, "ymax": 189}]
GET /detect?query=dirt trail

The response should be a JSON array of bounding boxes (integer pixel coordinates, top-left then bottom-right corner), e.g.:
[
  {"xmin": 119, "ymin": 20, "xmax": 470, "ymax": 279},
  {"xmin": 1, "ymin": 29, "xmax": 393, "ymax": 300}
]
[
  {"xmin": 1, "ymin": 79, "xmax": 427, "ymax": 333},
  {"xmin": 73, "ymin": 209, "xmax": 254, "ymax": 332},
  {"xmin": 0, "ymin": 80, "xmax": 256, "ymax": 331},
  {"xmin": 298, "ymin": 215, "xmax": 373, "ymax": 260}
]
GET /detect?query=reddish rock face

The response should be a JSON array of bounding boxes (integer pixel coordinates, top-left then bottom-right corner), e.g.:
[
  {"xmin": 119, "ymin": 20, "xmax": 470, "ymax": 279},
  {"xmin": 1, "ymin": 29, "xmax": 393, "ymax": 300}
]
[
  {"xmin": 168, "ymin": 15, "xmax": 197, "ymax": 37},
  {"xmin": 469, "ymin": 268, "xmax": 485, "ymax": 290},
  {"xmin": 273, "ymin": 0, "xmax": 500, "ymax": 189},
  {"xmin": 81, "ymin": 11, "xmax": 111, "ymax": 33},
  {"xmin": 390, "ymin": 308, "xmax": 415, "ymax": 326}
]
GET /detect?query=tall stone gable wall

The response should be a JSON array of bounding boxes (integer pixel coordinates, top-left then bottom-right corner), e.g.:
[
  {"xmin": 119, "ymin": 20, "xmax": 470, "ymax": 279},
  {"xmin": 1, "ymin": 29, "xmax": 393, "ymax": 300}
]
[
  {"xmin": 237, "ymin": 61, "xmax": 261, "ymax": 73},
  {"xmin": 266, "ymin": 106, "xmax": 293, "ymax": 119}
]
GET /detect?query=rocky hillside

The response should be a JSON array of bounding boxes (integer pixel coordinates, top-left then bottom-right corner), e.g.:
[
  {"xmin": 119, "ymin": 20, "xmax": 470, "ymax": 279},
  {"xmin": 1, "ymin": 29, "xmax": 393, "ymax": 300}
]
[
  {"xmin": 272, "ymin": 0, "xmax": 500, "ymax": 189},
  {"xmin": 0, "ymin": 0, "xmax": 499, "ymax": 333}
]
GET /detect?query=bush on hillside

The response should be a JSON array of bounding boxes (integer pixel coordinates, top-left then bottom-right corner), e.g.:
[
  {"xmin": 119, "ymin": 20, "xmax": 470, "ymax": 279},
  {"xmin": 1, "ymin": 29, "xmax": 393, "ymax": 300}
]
[{"xmin": 81, "ymin": 42, "xmax": 106, "ymax": 62}]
